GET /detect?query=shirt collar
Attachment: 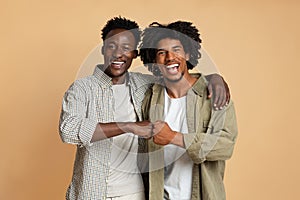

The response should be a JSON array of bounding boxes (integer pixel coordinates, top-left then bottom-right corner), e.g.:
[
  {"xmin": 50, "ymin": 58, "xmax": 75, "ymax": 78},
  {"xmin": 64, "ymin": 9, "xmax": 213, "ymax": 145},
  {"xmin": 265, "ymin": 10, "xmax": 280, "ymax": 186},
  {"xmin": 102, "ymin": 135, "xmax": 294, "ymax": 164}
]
[
  {"xmin": 190, "ymin": 73, "xmax": 206, "ymax": 97},
  {"xmin": 93, "ymin": 64, "xmax": 112, "ymax": 84},
  {"xmin": 152, "ymin": 73, "xmax": 206, "ymax": 97},
  {"xmin": 93, "ymin": 64, "xmax": 130, "ymax": 86}
]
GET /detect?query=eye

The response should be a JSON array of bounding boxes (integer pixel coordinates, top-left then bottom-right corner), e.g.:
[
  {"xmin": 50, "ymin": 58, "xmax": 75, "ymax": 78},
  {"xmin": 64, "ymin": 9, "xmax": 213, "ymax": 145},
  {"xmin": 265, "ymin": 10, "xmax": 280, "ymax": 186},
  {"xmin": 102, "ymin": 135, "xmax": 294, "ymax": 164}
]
[
  {"xmin": 157, "ymin": 50, "xmax": 166, "ymax": 56},
  {"xmin": 174, "ymin": 47, "xmax": 181, "ymax": 53},
  {"xmin": 107, "ymin": 43, "xmax": 116, "ymax": 50},
  {"xmin": 122, "ymin": 45, "xmax": 134, "ymax": 53},
  {"xmin": 123, "ymin": 46, "xmax": 130, "ymax": 52}
]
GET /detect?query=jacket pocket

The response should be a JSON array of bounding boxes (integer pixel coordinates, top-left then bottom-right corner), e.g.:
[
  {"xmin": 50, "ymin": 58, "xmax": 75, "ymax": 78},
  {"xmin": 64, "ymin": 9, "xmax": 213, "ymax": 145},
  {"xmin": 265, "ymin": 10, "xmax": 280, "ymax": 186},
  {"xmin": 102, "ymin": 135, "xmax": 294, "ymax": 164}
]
[{"xmin": 203, "ymin": 120, "xmax": 209, "ymax": 132}]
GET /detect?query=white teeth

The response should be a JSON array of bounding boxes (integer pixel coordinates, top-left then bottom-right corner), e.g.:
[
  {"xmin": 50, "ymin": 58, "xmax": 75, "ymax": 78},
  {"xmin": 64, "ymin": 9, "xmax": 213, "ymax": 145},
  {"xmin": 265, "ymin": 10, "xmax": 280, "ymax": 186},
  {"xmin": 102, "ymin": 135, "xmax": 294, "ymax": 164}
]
[
  {"xmin": 166, "ymin": 64, "xmax": 179, "ymax": 68},
  {"xmin": 112, "ymin": 61, "xmax": 124, "ymax": 64}
]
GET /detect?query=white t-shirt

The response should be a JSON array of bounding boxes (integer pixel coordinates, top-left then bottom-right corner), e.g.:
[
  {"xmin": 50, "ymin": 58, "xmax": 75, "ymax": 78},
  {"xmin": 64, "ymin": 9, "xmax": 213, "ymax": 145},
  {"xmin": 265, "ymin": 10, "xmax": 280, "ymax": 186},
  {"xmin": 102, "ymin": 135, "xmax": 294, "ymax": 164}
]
[
  {"xmin": 163, "ymin": 89, "xmax": 194, "ymax": 200},
  {"xmin": 106, "ymin": 83, "xmax": 144, "ymax": 197}
]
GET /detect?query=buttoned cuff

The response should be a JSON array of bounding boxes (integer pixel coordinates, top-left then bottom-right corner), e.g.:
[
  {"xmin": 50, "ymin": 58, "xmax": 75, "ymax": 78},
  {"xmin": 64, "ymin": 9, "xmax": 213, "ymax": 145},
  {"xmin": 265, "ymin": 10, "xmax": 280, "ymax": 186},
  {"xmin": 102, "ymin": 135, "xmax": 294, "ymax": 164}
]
[{"xmin": 183, "ymin": 133, "xmax": 206, "ymax": 164}]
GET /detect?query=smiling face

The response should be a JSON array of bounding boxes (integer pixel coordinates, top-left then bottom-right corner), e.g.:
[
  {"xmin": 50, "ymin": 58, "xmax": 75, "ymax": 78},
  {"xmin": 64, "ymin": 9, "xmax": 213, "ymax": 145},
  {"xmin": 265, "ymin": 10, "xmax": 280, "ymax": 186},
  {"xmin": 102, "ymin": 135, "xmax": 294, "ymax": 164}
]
[
  {"xmin": 102, "ymin": 28, "xmax": 137, "ymax": 84},
  {"xmin": 155, "ymin": 38, "xmax": 190, "ymax": 83}
]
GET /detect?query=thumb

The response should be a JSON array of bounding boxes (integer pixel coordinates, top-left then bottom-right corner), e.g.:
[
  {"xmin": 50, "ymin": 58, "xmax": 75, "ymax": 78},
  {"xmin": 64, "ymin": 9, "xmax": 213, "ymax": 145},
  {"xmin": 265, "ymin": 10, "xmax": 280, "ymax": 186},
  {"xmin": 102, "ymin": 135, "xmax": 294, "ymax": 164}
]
[{"xmin": 207, "ymin": 84, "xmax": 213, "ymax": 99}]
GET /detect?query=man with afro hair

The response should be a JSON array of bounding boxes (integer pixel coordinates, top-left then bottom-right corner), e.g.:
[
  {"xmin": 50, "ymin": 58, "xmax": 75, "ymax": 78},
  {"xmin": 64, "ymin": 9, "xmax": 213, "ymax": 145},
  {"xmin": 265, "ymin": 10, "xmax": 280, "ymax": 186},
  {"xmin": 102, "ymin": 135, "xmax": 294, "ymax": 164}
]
[{"xmin": 139, "ymin": 21, "xmax": 238, "ymax": 200}]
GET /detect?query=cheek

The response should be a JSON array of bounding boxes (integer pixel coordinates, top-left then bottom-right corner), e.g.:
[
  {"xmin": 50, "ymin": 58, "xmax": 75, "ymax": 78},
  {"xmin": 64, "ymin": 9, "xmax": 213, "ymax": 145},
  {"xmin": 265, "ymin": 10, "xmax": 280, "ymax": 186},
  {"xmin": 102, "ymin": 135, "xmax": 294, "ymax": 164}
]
[
  {"xmin": 125, "ymin": 56, "xmax": 134, "ymax": 64},
  {"xmin": 125, "ymin": 52, "xmax": 136, "ymax": 59},
  {"xmin": 103, "ymin": 50, "xmax": 112, "ymax": 58},
  {"xmin": 103, "ymin": 55, "xmax": 110, "ymax": 63},
  {"xmin": 155, "ymin": 56, "xmax": 165, "ymax": 64},
  {"xmin": 177, "ymin": 53, "xmax": 186, "ymax": 60}
]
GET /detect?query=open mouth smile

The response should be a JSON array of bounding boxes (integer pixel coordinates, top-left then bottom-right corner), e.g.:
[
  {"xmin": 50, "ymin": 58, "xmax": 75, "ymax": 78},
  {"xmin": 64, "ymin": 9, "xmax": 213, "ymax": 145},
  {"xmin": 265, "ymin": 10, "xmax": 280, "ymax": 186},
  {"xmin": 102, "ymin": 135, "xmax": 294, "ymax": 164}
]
[
  {"xmin": 110, "ymin": 61, "xmax": 125, "ymax": 69},
  {"xmin": 166, "ymin": 63, "xmax": 179, "ymax": 73},
  {"xmin": 166, "ymin": 63, "xmax": 179, "ymax": 69}
]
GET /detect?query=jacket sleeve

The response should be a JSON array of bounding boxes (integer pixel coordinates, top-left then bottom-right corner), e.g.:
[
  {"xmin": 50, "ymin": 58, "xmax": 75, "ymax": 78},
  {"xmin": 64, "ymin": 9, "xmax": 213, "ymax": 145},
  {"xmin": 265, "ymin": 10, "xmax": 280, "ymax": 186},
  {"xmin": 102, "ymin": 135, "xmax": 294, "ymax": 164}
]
[
  {"xmin": 183, "ymin": 101, "xmax": 238, "ymax": 163},
  {"xmin": 58, "ymin": 81, "xmax": 97, "ymax": 147}
]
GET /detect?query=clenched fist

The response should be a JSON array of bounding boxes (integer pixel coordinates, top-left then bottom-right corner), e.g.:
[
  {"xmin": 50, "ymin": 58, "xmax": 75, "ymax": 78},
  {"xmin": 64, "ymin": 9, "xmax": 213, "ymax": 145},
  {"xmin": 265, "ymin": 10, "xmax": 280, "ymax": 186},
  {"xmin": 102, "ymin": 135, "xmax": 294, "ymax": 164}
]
[{"xmin": 152, "ymin": 120, "xmax": 184, "ymax": 147}]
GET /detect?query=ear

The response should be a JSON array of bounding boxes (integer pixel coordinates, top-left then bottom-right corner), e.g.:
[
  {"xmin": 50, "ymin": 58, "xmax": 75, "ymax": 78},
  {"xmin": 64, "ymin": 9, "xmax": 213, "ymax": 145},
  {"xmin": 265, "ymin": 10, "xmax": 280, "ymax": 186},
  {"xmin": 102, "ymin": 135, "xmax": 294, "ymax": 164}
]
[
  {"xmin": 101, "ymin": 46, "xmax": 104, "ymax": 55},
  {"xmin": 132, "ymin": 50, "xmax": 138, "ymax": 58}
]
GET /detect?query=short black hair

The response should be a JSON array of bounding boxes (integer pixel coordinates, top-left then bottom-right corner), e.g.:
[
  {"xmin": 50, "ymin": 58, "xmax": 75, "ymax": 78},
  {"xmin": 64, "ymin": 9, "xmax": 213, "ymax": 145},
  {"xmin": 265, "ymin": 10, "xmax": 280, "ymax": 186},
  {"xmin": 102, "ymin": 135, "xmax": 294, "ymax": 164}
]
[
  {"xmin": 101, "ymin": 16, "xmax": 141, "ymax": 48},
  {"xmin": 139, "ymin": 21, "xmax": 202, "ymax": 75}
]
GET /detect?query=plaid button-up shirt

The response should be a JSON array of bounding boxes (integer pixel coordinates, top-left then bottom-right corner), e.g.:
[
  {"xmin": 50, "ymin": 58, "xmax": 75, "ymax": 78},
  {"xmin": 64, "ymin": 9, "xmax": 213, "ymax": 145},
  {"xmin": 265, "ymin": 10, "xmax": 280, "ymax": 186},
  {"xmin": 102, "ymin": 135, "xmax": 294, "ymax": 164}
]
[{"xmin": 59, "ymin": 65, "xmax": 155, "ymax": 200}]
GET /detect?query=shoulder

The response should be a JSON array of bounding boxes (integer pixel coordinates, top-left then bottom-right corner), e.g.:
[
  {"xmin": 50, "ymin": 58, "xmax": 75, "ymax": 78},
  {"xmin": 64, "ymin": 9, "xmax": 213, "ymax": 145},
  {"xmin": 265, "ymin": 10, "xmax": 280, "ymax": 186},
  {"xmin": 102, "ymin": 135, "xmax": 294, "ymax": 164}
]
[
  {"xmin": 190, "ymin": 73, "xmax": 208, "ymax": 97},
  {"xmin": 129, "ymin": 72, "xmax": 156, "ymax": 85},
  {"xmin": 64, "ymin": 75, "xmax": 101, "ymax": 96},
  {"xmin": 143, "ymin": 83, "xmax": 165, "ymax": 101}
]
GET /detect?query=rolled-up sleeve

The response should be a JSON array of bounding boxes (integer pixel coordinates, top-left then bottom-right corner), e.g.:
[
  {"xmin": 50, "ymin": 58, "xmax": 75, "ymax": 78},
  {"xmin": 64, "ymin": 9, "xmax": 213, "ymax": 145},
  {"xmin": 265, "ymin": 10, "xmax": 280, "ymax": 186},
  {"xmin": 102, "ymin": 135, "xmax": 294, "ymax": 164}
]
[
  {"xmin": 184, "ymin": 101, "xmax": 238, "ymax": 163},
  {"xmin": 59, "ymin": 82, "xmax": 97, "ymax": 147}
]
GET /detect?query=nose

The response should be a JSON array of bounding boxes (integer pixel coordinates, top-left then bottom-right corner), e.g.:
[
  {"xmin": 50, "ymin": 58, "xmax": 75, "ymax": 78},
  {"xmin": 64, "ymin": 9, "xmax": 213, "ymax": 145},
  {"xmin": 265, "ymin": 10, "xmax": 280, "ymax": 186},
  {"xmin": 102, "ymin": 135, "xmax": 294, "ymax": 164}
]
[
  {"xmin": 112, "ymin": 46, "xmax": 123, "ymax": 58},
  {"xmin": 166, "ymin": 51, "xmax": 175, "ymax": 62}
]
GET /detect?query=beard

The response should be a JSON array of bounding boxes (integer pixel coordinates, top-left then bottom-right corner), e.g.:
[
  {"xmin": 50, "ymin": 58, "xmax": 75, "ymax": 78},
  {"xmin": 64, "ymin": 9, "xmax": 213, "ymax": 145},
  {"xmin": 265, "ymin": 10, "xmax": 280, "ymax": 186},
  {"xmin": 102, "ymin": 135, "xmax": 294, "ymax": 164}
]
[{"xmin": 164, "ymin": 71, "xmax": 185, "ymax": 83}]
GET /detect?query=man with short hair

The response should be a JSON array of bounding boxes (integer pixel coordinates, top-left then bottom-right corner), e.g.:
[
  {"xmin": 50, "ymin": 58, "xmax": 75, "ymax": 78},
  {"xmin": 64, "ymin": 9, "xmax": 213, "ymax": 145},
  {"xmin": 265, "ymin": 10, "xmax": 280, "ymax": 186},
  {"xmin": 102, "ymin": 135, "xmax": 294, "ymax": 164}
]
[{"xmin": 139, "ymin": 21, "xmax": 238, "ymax": 200}]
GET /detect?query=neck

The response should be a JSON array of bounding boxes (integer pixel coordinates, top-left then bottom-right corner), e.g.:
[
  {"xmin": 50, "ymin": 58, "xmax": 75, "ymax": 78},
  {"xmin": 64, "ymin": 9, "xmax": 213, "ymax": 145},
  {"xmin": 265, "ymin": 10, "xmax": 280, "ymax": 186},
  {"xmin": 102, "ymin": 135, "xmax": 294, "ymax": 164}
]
[
  {"xmin": 111, "ymin": 72, "xmax": 128, "ymax": 85},
  {"xmin": 164, "ymin": 73, "xmax": 197, "ymax": 98},
  {"xmin": 112, "ymin": 76, "xmax": 126, "ymax": 85}
]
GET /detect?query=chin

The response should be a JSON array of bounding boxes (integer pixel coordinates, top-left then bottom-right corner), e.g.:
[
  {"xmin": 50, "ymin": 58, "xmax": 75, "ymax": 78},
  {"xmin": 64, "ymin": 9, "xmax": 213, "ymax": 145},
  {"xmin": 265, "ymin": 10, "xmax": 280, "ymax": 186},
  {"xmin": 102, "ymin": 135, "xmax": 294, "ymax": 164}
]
[{"xmin": 165, "ymin": 73, "xmax": 184, "ymax": 83}]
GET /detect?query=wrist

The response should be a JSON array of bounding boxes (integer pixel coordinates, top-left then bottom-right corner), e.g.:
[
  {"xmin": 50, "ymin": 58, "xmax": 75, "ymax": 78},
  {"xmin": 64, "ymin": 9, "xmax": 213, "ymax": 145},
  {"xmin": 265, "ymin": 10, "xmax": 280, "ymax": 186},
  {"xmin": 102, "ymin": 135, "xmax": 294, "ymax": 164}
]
[
  {"xmin": 122, "ymin": 122, "xmax": 133, "ymax": 133},
  {"xmin": 172, "ymin": 131, "xmax": 184, "ymax": 147}
]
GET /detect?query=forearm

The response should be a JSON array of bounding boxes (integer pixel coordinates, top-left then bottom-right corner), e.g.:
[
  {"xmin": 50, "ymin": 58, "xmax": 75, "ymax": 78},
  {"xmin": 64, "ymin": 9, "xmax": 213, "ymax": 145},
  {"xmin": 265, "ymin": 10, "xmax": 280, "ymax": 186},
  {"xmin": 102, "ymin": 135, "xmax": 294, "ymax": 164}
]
[
  {"xmin": 184, "ymin": 101, "xmax": 238, "ymax": 163},
  {"xmin": 184, "ymin": 131, "xmax": 236, "ymax": 163},
  {"xmin": 170, "ymin": 132, "xmax": 185, "ymax": 148},
  {"xmin": 91, "ymin": 122, "xmax": 133, "ymax": 142},
  {"xmin": 91, "ymin": 121, "xmax": 152, "ymax": 142}
]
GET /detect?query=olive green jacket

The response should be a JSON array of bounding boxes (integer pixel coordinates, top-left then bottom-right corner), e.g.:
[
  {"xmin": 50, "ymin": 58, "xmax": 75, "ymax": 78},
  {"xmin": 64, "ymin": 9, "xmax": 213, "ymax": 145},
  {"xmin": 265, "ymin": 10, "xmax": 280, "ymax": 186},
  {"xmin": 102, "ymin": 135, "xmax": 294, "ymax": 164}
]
[{"xmin": 138, "ymin": 74, "xmax": 238, "ymax": 200}]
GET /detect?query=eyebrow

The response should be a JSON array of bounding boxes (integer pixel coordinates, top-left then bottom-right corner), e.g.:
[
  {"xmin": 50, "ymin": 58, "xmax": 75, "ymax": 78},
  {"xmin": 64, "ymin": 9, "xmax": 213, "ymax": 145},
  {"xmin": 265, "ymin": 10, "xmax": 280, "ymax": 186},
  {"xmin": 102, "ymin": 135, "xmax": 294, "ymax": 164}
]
[
  {"xmin": 105, "ymin": 41, "xmax": 134, "ymax": 46},
  {"xmin": 157, "ymin": 45, "xmax": 183, "ymax": 50},
  {"xmin": 122, "ymin": 43, "xmax": 133, "ymax": 46},
  {"xmin": 172, "ymin": 45, "xmax": 183, "ymax": 49}
]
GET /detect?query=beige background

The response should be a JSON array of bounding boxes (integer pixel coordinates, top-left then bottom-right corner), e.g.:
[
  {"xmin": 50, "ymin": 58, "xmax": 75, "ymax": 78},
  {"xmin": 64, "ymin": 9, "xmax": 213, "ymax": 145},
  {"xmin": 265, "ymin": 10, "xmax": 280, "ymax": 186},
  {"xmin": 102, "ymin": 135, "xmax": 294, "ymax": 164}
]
[{"xmin": 1, "ymin": 0, "xmax": 300, "ymax": 199}]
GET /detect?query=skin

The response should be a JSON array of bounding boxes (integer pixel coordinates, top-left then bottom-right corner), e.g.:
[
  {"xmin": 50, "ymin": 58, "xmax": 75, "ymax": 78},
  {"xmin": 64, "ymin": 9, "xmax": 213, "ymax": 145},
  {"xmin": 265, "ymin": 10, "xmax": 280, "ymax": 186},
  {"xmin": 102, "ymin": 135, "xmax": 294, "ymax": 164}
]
[
  {"xmin": 152, "ymin": 38, "xmax": 201, "ymax": 147},
  {"xmin": 91, "ymin": 30, "xmax": 229, "ymax": 143},
  {"xmin": 102, "ymin": 28, "xmax": 137, "ymax": 84},
  {"xmin": 91, "ymin": 28, "xmax": 153, "ymax": 142},
  {"xmin": 153, "ymin": 120, "xmax": 183, "ymax": 147},
  {"xmin": 206, "ymin": 74, "xmax": 229, "ymax": 110},
  {"xmin": 155, "ymin": 38, "xmax": 197, "ymax": 98}
]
